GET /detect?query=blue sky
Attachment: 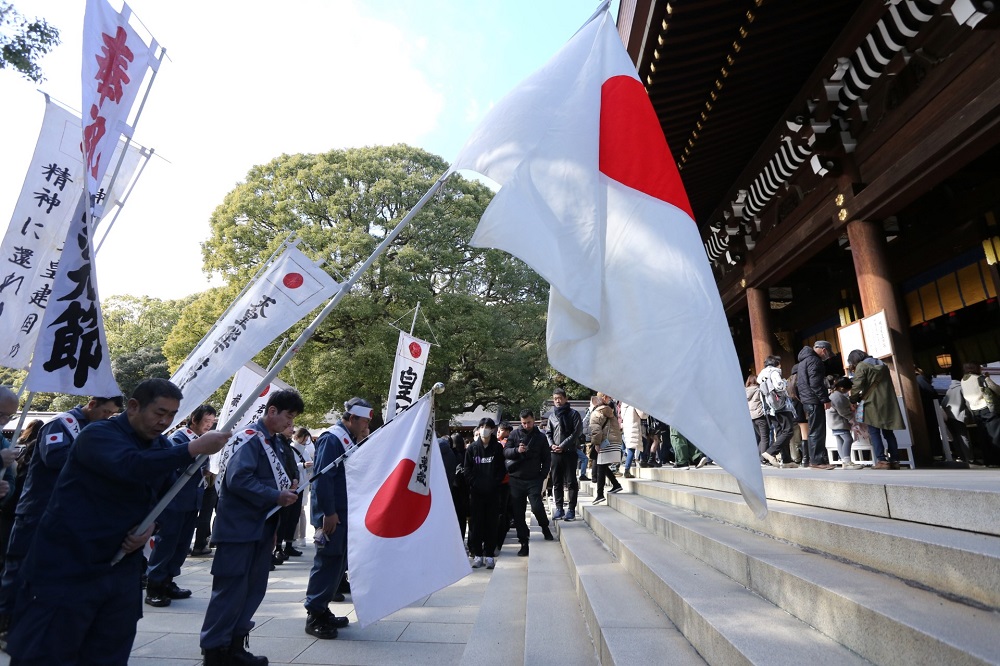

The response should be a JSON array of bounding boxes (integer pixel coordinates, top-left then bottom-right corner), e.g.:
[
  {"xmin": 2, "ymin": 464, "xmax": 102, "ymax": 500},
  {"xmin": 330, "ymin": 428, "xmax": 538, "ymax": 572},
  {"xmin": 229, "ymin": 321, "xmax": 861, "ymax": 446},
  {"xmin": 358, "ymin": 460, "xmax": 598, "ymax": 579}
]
[{"xmin": 1, "ymin": 0, "xmax": 618, "ymax": 300}]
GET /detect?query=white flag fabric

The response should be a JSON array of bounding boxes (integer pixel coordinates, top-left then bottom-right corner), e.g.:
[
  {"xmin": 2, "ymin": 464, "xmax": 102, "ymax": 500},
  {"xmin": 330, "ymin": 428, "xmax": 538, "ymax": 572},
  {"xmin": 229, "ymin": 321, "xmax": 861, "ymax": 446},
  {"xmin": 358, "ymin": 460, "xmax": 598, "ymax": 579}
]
[
  {"xmin": 23, "ymin": 194, "xmax": 120, "ymax": 396},
  {"xmin": 210, "ymin": 361, "xmax": 292, "ymax": 474},
  {"xmin": 0, "ymin": 99, "xmax": 142, "ymax": 370},
  {"xmin": 449, "ymin": 10, "xmax": 766, "ymax": 516},
  {"xmin": 82, "ymin": 0, "xmax": 157, "ymax": 204},
  {"xmin": 170, "ymin": 245, "xmax": 339, "ymax": 427},
  {"xmin": 346, "ymin": 394, "xmax": 470, "ymax": 627},
  {"xmin": 385, "ymin": 332, "xmax": 431, "ymax": 421}
]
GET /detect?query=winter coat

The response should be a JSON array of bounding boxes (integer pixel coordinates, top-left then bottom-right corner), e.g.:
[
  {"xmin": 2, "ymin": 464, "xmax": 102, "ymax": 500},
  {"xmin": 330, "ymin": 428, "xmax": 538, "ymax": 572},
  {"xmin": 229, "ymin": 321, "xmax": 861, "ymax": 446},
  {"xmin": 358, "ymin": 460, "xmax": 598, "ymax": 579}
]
[
  {"xmin": 620, "ymin": 403, "xmax": 646, "ymax": 450},
  {"xmin": 463, "ymin": 437, "xmax": 506, "ymax": 495},
  {"xmin": 757, "ymin": 365, "xmax": 792, "ymax": 417},
  {"xmin": 503, "ymin": 426, "xmax": 551, "ymax": 480},
  {"xmin": 827, "ymin": 391, "xmax": 854, "ymax": 431},
  {"xmin": 850, "ymin": 358, "xmax": 905, "ymax": 431},
  {"xmin": 796, "ymin": 346, "xmax": 828, "ymax": 405},
  {"xmin": 546, "ymin": 405, "xmax": 583, "ymax": 454},
  {"xmin": 746, "ymin": 385, "xmax": 765, "ymax": 420},
  {"xmin": 589, "ymin": 404, "xmax": 622, "ymax": 448}
]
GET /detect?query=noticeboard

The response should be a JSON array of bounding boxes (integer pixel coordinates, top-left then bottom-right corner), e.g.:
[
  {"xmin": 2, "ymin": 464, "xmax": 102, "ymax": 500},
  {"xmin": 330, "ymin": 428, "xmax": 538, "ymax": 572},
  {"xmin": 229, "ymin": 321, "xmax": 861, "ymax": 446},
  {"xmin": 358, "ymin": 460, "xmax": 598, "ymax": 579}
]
[{"xmin": 836, "ymin": 310, "xmax": 894, "ymax": 370}]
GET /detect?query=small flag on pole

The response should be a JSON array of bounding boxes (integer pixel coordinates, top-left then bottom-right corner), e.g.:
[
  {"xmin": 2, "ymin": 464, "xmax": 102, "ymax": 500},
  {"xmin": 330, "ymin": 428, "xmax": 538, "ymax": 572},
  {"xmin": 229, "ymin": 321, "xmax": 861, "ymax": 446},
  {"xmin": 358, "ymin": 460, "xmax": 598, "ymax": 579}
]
[{"xmin": 346, "ymin": 393, "xmax": 470, "ymax": 627}]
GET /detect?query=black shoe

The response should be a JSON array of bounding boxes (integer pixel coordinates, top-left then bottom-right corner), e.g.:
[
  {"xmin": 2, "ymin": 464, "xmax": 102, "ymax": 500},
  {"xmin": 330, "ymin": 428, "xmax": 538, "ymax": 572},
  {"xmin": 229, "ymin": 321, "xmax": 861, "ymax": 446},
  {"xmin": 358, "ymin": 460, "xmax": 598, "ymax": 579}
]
[
  {"xmin": 230, "ymin": 634, "xmax": 267, "ymax": 665},
  {"xmin": 144, "ymin": 585, "xmax": 171, "ymax": 608},
  {"xmin": 202, "ymin": 646, "xmax": 231, "ymax": 666},
  {"xmin": 541, "ymin": 526, "xmax": 554, "ymax": 541},
  {"xmin": 332, "ymin": 592, "xmax": 346, "ymax": 602},
  {"xmin": 517, "ymin": 542, "xmax": 529, "ymax": 557},
  {"xmin": 305, "ymin": 610, "xmax": 340, "ymax": 640},
  {"xmin": 190, "ymin": 545, "xmax": 213, "ymax": 556},
  {"xmin": 273, "ymin": 548, "xmax": 287, "ymax": 563},
  {"xmin": 609, "ymin": 486, "xmax": 623, "ymax": 494},
  {"xmin": 578, "ymin": 475, "xmax": 590, "ymax": 481},
  {"xmin": 166, "ymin": 580, "xmax": 192, "ymax": 599},
  {"xmin": 283, "ymin": 542, "xmax": 303, "ymax": 557},
  {"xmin": 271, "ymin": 553, "xmax": 285, "ymax": 566}
]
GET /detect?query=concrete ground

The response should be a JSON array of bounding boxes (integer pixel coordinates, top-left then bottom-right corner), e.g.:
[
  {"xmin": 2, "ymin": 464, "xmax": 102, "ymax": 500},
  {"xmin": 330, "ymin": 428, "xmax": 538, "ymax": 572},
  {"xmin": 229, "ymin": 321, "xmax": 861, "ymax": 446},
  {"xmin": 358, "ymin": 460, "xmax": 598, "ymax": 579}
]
[{"xmin": 0, "ymin": 538, "xmax": 495, "ymax": 666}]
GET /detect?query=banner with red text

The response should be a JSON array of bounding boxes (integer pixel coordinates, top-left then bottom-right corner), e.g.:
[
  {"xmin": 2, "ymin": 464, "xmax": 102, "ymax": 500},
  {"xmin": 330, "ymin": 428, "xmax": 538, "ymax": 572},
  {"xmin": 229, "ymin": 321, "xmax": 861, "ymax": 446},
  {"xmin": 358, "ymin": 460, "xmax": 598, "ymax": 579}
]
[{"xmin": 82, "ymin": 0, "xmax": 157, "ymax": 205}]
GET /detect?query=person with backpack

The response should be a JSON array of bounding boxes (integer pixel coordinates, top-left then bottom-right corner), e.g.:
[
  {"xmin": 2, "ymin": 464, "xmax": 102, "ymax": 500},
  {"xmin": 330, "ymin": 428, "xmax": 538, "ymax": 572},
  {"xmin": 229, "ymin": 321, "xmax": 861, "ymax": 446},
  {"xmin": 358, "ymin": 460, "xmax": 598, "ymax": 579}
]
[
  {"xmin": 959, "ymin": 362, "xmax": 1000, "ymax": 460},
  {"xmin": 756, "ymin": 355, "xmax": 799, "ymax": 469},
  {"xmin": 745, "ymin": 374, "xmax": 769, "ymax": 453}
]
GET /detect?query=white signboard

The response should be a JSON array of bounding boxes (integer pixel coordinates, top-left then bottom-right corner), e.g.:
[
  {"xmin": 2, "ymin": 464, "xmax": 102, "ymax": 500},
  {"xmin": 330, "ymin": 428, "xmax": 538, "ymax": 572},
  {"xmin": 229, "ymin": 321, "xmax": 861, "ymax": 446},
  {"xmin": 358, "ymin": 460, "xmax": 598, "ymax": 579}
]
[{"xmin": 860, "ymin": 310, "xmax": 893, "ymax": 359}]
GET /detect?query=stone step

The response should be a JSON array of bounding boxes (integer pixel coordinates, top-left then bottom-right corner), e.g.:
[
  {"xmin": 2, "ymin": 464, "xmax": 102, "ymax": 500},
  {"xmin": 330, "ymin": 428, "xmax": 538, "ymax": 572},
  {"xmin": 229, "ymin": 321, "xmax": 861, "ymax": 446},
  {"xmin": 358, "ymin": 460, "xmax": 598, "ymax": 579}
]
[
  {"xmin": 637, "ymin": 467, "xmax": 1000, "ymax": 537},
  {"xmin": 605, "ymin": 491, "xmax": 1000, "ymax": 665},
  {"xmin": 626, "ymin": 477, "xmax": 1000, "ymax": 610},
  {"xmin": 578, "ymin": 503, "xmax": 867, "ymax": 666},
  {"xmin": 555, "ymin": 518, "xmax": 707, "ymax": 665},
  {"xmin": 458, "ymin": 533, "xmax": 527, "ymax": 666},
  {"xmin": 524, "ymin": 523, "xmax": 599, "ymax": 665}
]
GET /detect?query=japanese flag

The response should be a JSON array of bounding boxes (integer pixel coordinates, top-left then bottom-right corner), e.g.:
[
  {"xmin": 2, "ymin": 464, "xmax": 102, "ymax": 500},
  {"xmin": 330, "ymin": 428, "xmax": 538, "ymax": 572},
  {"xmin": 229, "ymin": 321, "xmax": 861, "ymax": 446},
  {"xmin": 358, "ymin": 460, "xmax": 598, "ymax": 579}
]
[
  {"xmin": 346, "ymin": 394, "xmax": 470, "ymax": 627},
  {"xmin": 264, "ymin": 248, "xmax": 332, "ymax": 306}
]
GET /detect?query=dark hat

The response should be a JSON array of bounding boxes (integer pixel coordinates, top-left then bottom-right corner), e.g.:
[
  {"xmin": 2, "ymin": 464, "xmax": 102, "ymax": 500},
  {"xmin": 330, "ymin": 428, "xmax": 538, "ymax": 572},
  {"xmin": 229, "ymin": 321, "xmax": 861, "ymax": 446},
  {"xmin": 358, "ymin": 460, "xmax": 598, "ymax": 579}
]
[{"xmin": 813, "ymin": 340, "xmax": 832, "ymax": 350}]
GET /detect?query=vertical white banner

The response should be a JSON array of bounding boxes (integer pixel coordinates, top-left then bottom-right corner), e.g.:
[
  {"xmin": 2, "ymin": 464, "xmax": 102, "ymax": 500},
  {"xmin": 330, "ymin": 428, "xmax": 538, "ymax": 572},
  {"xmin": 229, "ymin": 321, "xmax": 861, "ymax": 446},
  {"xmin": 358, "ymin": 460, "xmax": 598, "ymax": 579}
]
[
  {"xmin": 0, "ymin": 100, "xmax": 141, "ymax": 370},
  {"xmin": 170, "ymin": 246, "xmax": 339, "ymax": 426},
  {"xmin": 23, "ymin": 194, "xmax": 120, "ymax": 396},
  {"xmin": 82, "ymin": 0, "xmax": 156, "ymax": 203},
  {"xmin": 209, "ymin": 361, "xmax": 292, "ymax": 474},
  {"xmin": 385, "ymin": 331, "xmax": 431, "ymax": 420}
]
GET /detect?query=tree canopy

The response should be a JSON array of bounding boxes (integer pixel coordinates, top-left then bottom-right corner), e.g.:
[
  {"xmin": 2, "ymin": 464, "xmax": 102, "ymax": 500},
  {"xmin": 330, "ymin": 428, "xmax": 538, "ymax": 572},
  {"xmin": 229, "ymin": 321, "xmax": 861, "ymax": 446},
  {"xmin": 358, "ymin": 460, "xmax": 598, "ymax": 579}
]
[
  {"xmin": 170, "ymin": 144, "xmax": 555, "ymax": 426},
  {"xmin": 0, "ymin": 3, "xmax": 59, "ymax": 83}
]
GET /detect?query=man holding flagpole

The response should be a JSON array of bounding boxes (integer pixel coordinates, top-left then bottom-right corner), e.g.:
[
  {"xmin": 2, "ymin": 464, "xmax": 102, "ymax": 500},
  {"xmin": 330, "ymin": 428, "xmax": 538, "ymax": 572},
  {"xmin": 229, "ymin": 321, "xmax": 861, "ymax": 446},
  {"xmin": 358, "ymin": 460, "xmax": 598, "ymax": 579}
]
[
  {"xmin": 4, "ymin": 379, "xmax": 231, "ymax": 666},
  {"xmin": 199, "ymin": 389, "xmax": 301, "ymax": 666},
  {"xmin": 303, "ymin": 397, "xmax": 372, "ymax": 640}
]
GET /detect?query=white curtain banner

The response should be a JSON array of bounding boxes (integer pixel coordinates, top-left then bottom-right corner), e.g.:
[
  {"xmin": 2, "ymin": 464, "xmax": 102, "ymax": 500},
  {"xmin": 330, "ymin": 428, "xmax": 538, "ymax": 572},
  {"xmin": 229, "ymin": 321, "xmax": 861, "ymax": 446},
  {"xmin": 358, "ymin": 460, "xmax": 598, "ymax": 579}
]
[
  {"xmin": 82, "ymin": 0, "xmax": 156, "ymax": 201},
  {"xmin": 170, "ymin": 246, "xmax": 339, "ymax": 427},
  {"xmin": 209, "ymin": 361, "xmax": 292, "ymax": 474},
  {"xmin": 23, "ymin": 193, "xmax": 120, "ymax": 396},
  {"xmin": 0, "ymin": 99, "xmax": 142, "ymax": 370},
  {"xmin": 385, "ymin": 332, "xmax": 431, "ymax": 420}
]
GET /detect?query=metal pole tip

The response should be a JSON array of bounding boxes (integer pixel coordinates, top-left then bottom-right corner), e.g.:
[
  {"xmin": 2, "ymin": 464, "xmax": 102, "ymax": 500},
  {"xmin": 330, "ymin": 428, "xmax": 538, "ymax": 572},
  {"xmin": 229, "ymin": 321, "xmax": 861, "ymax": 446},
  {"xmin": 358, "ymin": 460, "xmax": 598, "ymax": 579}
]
[{"xmin": 432, "ymin": 382, "xmax": 446, "ymax": 394}]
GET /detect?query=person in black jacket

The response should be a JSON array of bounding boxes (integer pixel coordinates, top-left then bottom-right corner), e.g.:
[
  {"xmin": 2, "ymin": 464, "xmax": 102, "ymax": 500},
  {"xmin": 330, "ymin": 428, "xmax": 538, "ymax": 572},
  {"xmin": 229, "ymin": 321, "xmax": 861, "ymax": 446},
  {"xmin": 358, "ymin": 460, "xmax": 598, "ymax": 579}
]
[
  {"xmin": 796, "ymin": 341, "xmax": 835, "ymax": 469},
  {"xmin": 546, "ymin": 389, "xmax": 583, "ymax": 521},
  {"xmin": 463, "ymin": 418, "xmax": 506, "ymax": 570},
  {"xmin": 503, "ymin": 410, "xmax": 553, "ymax": 557}
]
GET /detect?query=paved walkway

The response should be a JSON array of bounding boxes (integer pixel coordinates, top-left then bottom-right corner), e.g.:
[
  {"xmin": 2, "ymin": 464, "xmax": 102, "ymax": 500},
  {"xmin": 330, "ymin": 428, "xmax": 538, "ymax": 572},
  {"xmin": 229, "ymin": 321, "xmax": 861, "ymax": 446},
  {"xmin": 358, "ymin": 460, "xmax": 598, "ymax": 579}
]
[{"xmin": 0, "ymin": 538, "xmax": 495, "ymax": 666}]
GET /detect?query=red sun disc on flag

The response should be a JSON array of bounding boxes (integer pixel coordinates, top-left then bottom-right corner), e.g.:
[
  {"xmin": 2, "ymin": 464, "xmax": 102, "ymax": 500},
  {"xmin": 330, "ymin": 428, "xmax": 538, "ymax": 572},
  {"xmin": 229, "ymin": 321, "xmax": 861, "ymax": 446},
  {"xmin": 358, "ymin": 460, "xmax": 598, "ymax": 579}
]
[
  {"xmin": 283, "ymin": 273, "xmax": 304, "ymax": 289},
  {"xmin": 365, "ymin": 458, "xmax": 432, "ymax": 538},
  {"xmin": 259, "ymin": 385, "xmax": 270, "ymax": 398},
  {"xmin": 408, "ymin": 342, "xmax": 422, "ymax": 358}
]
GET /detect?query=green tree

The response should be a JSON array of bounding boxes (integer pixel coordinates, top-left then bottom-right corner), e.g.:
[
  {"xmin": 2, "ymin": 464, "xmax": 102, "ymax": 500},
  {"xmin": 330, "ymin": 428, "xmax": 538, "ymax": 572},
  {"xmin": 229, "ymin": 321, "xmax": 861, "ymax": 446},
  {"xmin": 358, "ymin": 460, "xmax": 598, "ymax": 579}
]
[
  {"xmin": 0, "ymin": 2, "xmax": 59, "ymax": 83},
  {"xmin": 187, "ymin": 144, "xmax": 552, "ymax": 426},
  {"xmin": 103, "ymin": 294, "xmax": 193, "ymax": 396}
]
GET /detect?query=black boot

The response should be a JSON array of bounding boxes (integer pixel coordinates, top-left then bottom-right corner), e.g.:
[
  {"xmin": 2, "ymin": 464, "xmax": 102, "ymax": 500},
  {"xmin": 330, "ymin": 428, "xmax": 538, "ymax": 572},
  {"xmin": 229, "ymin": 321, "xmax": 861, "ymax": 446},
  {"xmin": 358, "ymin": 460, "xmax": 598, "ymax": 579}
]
[
  {"xmin": 305, "ymin": 609, "xmax": 339, "ymax": 640},
  {"xmin": 517, "ymin": 542, "xmax": 529, "ymax": 557},
  {"xmin": 541, "ymin": 525, "xmax": 554, "ymax": 541},
  {"xmin": 202, "ymin": 646, "xmax": 232, "ymax": 666},
  {"xmin": 166, "ymin": 579, "xmax": 192, "ymax": 599},
  {"xmin": 230, "ymin": 633, "xmax": 267, "ymax": 665},
  {"xmin": 283, "ymin": 541, "xmax": 303, "ymax": 557},
  {"xmin": 144, "ymin": 582, "xmax": 171, "ymax": 607}
]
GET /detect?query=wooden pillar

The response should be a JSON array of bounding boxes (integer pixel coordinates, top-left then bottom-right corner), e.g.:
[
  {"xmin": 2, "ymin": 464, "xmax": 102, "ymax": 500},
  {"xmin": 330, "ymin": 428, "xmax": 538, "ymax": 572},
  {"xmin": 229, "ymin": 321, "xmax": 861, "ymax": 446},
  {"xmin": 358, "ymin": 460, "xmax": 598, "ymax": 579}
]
[
  {"xmin": 747, "ymin": 286, "xmax": 773, "ymax": 373},
  {"xmin": 846, "ymin": 218, "xmax": 930, "ymax": 464}
]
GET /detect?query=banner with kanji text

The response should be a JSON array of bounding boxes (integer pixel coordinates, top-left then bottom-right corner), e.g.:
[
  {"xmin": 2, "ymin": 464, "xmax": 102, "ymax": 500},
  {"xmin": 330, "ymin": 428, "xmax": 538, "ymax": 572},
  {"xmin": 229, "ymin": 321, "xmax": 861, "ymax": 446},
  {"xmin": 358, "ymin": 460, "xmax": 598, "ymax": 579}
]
[{"xmin": 385, "ymin": 332, "xmax": 431, "ymax": 421}]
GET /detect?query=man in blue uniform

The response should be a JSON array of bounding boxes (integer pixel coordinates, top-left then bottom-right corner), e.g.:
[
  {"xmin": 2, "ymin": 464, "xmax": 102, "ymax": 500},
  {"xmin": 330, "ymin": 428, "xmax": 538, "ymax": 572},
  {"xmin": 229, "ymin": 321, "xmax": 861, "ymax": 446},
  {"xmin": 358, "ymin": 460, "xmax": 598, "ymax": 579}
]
[
  {"xmin": 303, "ymin": 397, "xmax": 372, "ymax": 640},
  {"xmin": 0, "ymin": 395, "xmax": 123, "ymax": 630},
  {"xmin": 4, "ymin": 379, "xmax": 231, "ymax": 665},
  {"xmin": 200, "ymin": 390, "xmax": 301, "ymax": 666},
  {"xmin": 145, "ymin": 404, "xmax": 218, "ymax": 607}
]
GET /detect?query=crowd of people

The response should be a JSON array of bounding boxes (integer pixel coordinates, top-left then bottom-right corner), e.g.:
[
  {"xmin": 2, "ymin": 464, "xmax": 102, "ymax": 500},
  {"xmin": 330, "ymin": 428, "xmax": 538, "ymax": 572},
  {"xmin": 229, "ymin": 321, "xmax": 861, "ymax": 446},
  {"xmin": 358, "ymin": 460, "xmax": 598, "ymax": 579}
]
[
  {"xmin": 0, "ymin": 356, "xmax": 995, "ymax": 664},
  {"xmin": 745, "ymin": 341, "xmax": 1000, "ymax": 470}
]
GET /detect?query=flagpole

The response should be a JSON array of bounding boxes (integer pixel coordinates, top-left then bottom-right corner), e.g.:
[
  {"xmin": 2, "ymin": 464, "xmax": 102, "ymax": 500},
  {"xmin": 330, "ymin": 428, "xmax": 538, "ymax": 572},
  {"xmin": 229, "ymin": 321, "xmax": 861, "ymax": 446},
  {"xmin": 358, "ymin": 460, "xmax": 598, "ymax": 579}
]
[
  {"xmin": 263, "ymin": 383, "xmax": 445, "ymax": 520},
  {"xmin": 111, "ymin": 171, "xmax": 453, "ymax": 565},
  {"xmin": 94, "ymin": 146, "xmax": 155, "ymax": 253}
]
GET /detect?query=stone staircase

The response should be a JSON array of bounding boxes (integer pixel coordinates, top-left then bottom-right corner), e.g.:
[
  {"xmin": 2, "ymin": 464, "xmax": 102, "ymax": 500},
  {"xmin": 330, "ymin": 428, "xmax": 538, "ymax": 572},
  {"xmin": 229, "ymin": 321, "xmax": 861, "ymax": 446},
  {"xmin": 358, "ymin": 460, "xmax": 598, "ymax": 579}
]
[
  {"xmin": 568, "ymin": 467, "xmax": 1000, "ymax": 665},
  {"xmin": 459, "ymin": 467, "xmax": 1000, "ymax": 664}
]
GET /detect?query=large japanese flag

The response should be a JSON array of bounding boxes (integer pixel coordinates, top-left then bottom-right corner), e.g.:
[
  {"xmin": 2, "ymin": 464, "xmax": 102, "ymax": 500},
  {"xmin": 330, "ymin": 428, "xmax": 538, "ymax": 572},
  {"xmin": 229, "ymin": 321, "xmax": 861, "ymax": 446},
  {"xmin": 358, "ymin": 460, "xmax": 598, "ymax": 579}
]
[
  {"xmin": 346, "ymin": 394, "xmax": 470, "ymax": 627},
  {"xmin": 449, "ymin": 8, "xmax": 766, "ymax": 516}
]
